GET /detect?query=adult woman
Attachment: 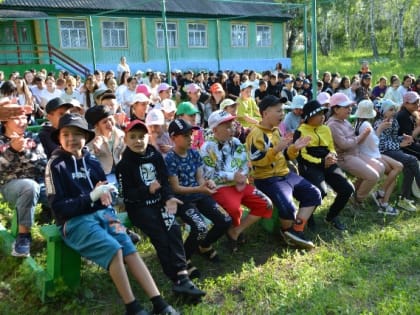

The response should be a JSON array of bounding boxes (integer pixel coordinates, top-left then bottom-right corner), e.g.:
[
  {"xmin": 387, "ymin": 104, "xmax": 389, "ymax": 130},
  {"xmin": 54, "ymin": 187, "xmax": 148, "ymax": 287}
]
[
  {"xmin": 326, "ymin": 93, "xmax": 384, "ymax": 205},
  {"xmin": 116, "ymin": 56, "xmax": 130, "ymax": 82},
  {"xmin": 40, "ymin": 76, "xmax": 62, "ymax": 109}
]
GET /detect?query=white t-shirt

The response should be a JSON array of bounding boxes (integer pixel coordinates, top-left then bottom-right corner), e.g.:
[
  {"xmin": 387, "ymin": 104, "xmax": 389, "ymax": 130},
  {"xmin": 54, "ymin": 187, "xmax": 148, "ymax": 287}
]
[{"xmin": 358, "ymin": 120, "xmax": 381, "ymax": 159}]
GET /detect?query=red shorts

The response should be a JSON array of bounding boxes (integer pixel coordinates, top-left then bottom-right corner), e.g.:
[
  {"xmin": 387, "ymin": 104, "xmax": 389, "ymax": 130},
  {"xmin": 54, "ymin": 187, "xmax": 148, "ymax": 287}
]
[{"xmin": 212, "ymin": 184, "xmax": 272, "ymax": 226}]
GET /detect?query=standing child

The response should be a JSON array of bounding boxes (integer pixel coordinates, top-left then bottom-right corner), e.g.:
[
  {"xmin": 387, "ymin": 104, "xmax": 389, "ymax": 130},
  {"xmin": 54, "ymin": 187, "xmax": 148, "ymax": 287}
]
[
  {"xmin": 45, "ymin": 114, "xmax": 179, "ymax": 315},
  {"xmin": 116, "ymin": 119, "xmax": 205, "ymax": 298},
  {"xmin": 165, "ymin": 119, "xmax": 232, "ymax": 263},
  {"xmin": 246, "ymin": 95, "xmax": 322, "ymax": 249}
]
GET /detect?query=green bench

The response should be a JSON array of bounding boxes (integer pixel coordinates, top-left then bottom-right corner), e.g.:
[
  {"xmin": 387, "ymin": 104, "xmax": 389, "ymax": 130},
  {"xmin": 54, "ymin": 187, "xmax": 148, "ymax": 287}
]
[{"xmin": 0, "ymin": 209, "xmax": 132, "ymax": 302}]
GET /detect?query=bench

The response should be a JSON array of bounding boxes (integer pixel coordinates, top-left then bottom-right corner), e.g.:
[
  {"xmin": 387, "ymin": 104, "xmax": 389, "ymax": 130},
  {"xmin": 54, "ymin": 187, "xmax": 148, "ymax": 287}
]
[{"xmin": 0, "ymin": 209, "xmax": 132, "ymax": 302}]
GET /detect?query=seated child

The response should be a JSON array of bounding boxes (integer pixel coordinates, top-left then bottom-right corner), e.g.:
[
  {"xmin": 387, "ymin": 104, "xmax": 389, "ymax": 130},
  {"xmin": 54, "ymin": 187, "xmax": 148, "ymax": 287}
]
[
  {"xmin": 145, "ymin": 108, "xmax": 173, "ymax": 157},
  {"xmin": 201, "ymin": 110, "xmax": 273, "ymax": 252},
  {"xmin": 246, "ymin": 95, "xmax": 322, "ymax": 249},
  {"xmin": 116, "ymin": 119, "xmax": 206, "ymax": 298},
  {"xmin": 45, "ymin": 114, "xmax": 179, "ymax": 315},
  {"xmin": 295, "ymin": 100, "xmax": 354, "ymax": 230},
  {"xmin": 165, "ymin": 119, "xmax": 232, "ymax": 263}
]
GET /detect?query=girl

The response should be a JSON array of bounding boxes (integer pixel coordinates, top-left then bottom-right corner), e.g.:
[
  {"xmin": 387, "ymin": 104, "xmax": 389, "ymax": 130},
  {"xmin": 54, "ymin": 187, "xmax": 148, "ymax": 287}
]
[{"xmin": 354, "ymin": 100, "xmax": 403, "ymax": 215}]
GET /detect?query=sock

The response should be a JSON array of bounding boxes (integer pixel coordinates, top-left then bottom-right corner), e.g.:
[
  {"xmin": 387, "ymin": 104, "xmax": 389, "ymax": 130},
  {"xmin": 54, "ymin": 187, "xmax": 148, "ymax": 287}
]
[
  {"xmin": 125, "ymin": 299, "xmax": 143, "ymax": 315},
  {"xmin": 293, "ymin": 217, "xmax": 307, "ymax": 232},
  {"xmin": 150, "ymin": 295, "xmax": 169, "ymax": 314}
]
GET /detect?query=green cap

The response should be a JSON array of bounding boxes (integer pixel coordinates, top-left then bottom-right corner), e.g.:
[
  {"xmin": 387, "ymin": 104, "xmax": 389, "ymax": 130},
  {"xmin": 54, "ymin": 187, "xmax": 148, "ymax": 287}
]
[{"xmin": 176, "ymin": 101, "xmax": 199, "ymax": 115}]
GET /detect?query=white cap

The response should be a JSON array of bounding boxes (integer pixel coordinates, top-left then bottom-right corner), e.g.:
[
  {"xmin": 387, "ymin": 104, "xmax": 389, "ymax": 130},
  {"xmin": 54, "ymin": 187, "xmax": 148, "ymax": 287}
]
[
  {"xmin": 208, "ymin": 109, "xmax": 236, "ymax": 129},
  {"xmin": 160, "ymin": 99, "xmax": 177, "ymax": 113},
  {"xmin": 290, "ymin": 95, "xmax": 307, "ymax": 109},
  {"xmin": 130, "ymin": 93, "xmax": 150, "ymax": 105},
  {"xmin": 145, "ymin": 108, "xmax": 165, "ymax": 126}
]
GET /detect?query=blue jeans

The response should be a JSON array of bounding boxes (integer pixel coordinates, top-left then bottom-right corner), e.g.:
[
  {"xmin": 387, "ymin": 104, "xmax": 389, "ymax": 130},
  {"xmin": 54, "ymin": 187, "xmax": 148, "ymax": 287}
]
[{"xmin": 0, "ymin": 179, "xmax": 40, "ymax": 228}]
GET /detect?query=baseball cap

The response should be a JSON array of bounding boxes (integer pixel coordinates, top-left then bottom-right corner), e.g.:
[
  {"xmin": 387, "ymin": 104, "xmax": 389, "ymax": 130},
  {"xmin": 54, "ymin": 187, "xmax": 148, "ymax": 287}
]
[
  {"xmin": 85, "ymin": 105, "xmax": 112, "ymax": 126},
  {"xmin": 330, "ymin": 92, "xmax": 355, "ymax": 107},
  {"xmin": 316, "ymin": 92, "xmax": 331, "ymax": 106},
  {"xmin": 93, "ymin": 88, "xmax": 112, "ymax": 100},
  {"xmin": 403, "ymin": 91, "xmax": 420, "ymax": 104},
  {"xmin": 240, "ymin": 82, "xmax": 253, "ymax": 90},
  {"xmin": 135, "ymin": 84, "xmax": 152, "ymax": 97},
  {"xmin": 176, "ymin": 102, "xmax": 199, "ymax": 115},
  {"xmin": 168, "ymin": 118, "xmax": 199, "ymax": 136},
  {"xmin": 185, "ymin": 83, "xmax": 201, "ymax": 94},
  {"xmin": 361, "ymin": 73, "xmax": 372, "ymax": 80},
  {"xmin": 258, "ymin": 95, "xmax": 288, "ymax": 112},
  {"xmin": 378, "ymin": 99, "xmax": 397, "ymax": 114},
  {"xmin": 45, "ymin": 97, "xmax": 74, "ymax": 114},
  {"xmin": 157, "ymin": 83, "xmax": 173, "ymax": 94},
  {"xmin": 290, "ymin": 95, "xmax": 307, "ymax": 109},
  {"xmin": 131, "ymin": 93, "xmax": 150, "ymax": 105},
  {"xmin": 208, "ymin": 110, "xmax": 236, "ymax": 129},
  {"xmin": 51, "ymin": 113, "xmax": 95, "ymax": 144},
  {"xmin": 219, "ymin": 99, "xmax": 237, "ymax": 110},
  {"xmin": 125, "ymin": 119, "xmax": 148, "ymax": 133},
  {"xmin": 145, "ymin": 108, "xmax": 165, "ymax": 126},
  {"xmin": 284, "ymin": 77, "xmax": 294, "ymax": 84},
  {"xmin": 210, "ymin": 83, "xmax": 224, "ymax": 94},
  {"xmin": 302, "ymin": 100, "xmax": 327, "ymax": 121},
  {"xmin": 160, "ymin": 99, "xmax": 177, "ymax": 113}
]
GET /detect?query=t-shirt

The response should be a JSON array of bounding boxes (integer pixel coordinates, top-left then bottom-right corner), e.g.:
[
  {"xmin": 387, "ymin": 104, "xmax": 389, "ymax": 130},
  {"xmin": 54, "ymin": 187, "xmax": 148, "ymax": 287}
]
[{"xmin": 165, "ymin": 149, "xmax": 202, "ymax": 196}]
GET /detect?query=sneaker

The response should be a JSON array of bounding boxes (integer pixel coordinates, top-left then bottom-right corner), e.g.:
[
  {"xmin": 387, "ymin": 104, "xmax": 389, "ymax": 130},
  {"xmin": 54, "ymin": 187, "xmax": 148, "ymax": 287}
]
[
  {"xmin": 11, "ymin": 234, "xmax": 31, "ymax": 257},
  {"xmin": 398, "ymin": 197, "xmax": 417, "ymax": 212},
  {"xmin": 378, "ymin": 203, "xmax": 399, "ymax": 216},
  {"xmin": 324, "ymin": 217, "xmax": 346, "ymax": 231},
  {"xmin": 283, "ymin": 228, "xmax": 315, "ymax": 249},
  {"xmin": 154, "ymin": 305, "xmax": 180, "ymax": 315},
  {"xmin": 172, "ymin": 278, "xmax": 206, "ymax": 297},
  {"xmin": 127, "ymin": 229, "xmax": 141, "ymax": 244}
]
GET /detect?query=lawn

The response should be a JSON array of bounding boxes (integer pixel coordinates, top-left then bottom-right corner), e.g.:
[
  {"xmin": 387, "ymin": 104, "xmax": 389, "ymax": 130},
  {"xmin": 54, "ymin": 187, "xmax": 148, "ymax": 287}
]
[{"xmin": 1, "ymin": 191, "xmax": 419, "ymax": 314}]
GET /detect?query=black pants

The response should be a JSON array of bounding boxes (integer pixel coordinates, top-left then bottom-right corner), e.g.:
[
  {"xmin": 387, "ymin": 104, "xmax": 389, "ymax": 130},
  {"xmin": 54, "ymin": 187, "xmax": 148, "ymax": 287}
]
[
  {"xmin": 177, "ymin": 193, "xmax": 232, "ymax": 259},
  {"xmin": 299, "ymin": 164, "xmax": 354, "ymax": 220},
  {"xmin": 126, "ymin": 204, "xmax": 187, "ymax": 282}
]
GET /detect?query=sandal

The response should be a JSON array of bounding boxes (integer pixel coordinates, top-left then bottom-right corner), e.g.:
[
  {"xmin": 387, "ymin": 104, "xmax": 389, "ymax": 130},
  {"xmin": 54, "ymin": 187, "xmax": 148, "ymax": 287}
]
[
  {"xmin": 198, "ymin": 246, "xmax": 220, "ymax": 262},
  {"xmin": 187, "ymin": 261, "xmax": 201, "ymax": 279},
  {"xmin": 226, "ymin": 234, "xmax": 239, "ymax": 253}
]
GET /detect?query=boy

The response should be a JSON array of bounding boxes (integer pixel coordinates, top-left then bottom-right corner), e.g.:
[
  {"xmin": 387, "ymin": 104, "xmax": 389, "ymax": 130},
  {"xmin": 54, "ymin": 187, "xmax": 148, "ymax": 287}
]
[
  {"xmin": 116, "ymin": 119, "xmax": 206, "ymax": 298},
  {"xmin": 38, "ymin": 97, "xmax": 75, "ymax": 159},
  {"xmin": 246, "ymin": 95, "xmax": 322, "ymax": 249},
  {"xmin": 201, "ymin": 110, "xmax": 273, "ymax": 252},
  {"xmin": 165, "ymin": 119, "xmax": 232, "ymax": 262},
  {"xmin": 45, "ymin": 114, "xmax": 178, "ymax": 315}
]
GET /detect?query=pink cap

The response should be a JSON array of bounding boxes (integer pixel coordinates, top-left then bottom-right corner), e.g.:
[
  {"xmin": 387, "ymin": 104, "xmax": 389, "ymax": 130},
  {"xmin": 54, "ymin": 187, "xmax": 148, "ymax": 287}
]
[
  {"xmin": 330, "ymin": 92, "xmax": 355, "ymax": 107},
  {"xmin": 135, "ymin": 84, "xmax": 151, "ymax": 97},
  {"xmin": 403, "ymin": 91, "xmax": 420, "ymax": 104},
  {"xmin": 316, "ymin": 92, "xmax": 331, "ymax": 105}
]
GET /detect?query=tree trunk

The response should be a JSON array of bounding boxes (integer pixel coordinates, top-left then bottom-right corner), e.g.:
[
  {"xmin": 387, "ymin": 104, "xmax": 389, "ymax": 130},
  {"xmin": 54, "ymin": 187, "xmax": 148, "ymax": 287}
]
[
  {"xmin": 286, "ymin": 23, "xmax": 298, "ymax": 58},
  {"xmin": 397, "ymin": 6, "xmax": 405, "ymax": 58},
  {"xmin": 369, "ymin": 0, "xmax": 379, "ymax": 59}
]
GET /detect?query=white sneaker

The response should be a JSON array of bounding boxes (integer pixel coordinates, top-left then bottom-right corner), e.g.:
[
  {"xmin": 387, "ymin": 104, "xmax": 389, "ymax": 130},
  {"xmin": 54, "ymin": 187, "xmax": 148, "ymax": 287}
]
[
  {"xmin": 378, "ymin": 203, "xmax": 399, "ymax": 216},
  {"xmin": 398, "ymin": 198, "xmax": 417, "ymax": 212}
]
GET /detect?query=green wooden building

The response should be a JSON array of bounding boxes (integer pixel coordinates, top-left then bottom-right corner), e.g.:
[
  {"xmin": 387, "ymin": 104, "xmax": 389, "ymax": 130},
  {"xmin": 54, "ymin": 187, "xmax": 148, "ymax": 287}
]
[{"xmin": 0, "ymin": 0, "xmax": 292, "ymax": 76}]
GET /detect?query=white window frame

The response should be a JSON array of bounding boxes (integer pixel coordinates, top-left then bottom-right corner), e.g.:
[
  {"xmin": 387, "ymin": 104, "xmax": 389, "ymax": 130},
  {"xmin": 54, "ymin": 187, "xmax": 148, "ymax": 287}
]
[
  {"xmin": 187, "ymin": 23, "xmax": 207, "ymax": 48},
  {"xmin": 231, "ymin": 23, "xmax": 248, "ymax": 48},
  {"xmin": 156, "ymin": 22, "xmax": 178, "ymax": 48},
  {"xmin": 101, "ymin": 20, "xmax": 128, "ymax": 48},
  {"xmin": 256, "ymin": 24, "xmax": 272, "ymax": 47},
  {"xmin": 59, "ymin": 19, "xmax": 88, "ymax": 49}
]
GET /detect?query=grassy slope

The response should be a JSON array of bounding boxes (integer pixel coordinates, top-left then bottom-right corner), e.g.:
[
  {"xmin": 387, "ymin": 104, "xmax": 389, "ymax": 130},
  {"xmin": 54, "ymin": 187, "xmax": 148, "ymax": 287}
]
[{"xmin": 1, "ymin": 49, "xmax": 420, "ymax": 314}]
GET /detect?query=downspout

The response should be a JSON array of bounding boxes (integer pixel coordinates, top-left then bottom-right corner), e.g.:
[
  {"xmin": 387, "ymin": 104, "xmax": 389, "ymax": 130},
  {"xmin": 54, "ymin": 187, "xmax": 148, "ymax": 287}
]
[
  {"xmin": 45, "ymin": 19, "xmax": 52, "ymax": 64},
  {"xmin": 216, "ymin": 19, "xmax": 221, "ymax": 71},
  {"xmin": 89, "ymin": 15, "xmax": 97, "ymax": 72},
  {"xmin": 311, "ymin": 0, "xmax": 318, "ymax": 98},
  {"xmin": 13, "ymin": 20, "xmax": 21, "ymax": 64},
  {"xmin": 162, "ymin": 0, "xmax": 171, "ymax": 85}
]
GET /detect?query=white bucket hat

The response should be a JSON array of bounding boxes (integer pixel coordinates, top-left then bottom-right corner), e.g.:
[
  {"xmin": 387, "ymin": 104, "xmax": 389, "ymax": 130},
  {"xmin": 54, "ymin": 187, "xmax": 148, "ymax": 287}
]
[{"xmin": 354, "ymin": 100, "xmax": 376, "ymax": 119}]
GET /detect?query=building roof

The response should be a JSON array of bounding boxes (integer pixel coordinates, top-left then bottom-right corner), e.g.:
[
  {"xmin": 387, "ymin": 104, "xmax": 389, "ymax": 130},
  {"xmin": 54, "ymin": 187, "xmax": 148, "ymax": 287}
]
[{"xmin": 0, "ymin": 0, "xmax": 292, "ymax": 20}]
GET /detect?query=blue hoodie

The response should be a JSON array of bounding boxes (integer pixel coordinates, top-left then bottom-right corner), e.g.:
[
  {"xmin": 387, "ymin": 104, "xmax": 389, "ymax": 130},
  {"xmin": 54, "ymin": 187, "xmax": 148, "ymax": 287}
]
[{"xmin": 45, "ymin": 147, "xmax": 106, "ymax": 226}]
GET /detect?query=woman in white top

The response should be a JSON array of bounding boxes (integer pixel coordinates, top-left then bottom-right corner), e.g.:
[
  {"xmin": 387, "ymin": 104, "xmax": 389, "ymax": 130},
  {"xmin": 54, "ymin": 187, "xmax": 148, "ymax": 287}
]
[
  {"xmin": 384, "ymin": 76, "xmax": 403, "ymax": 107},
  {"xmin": 40, "ymin": 76, "xmax": 62, "ymax": 109},
  {"xmin": 354, "ymin": 99, "xmax": 403, "ymax": 215},
  {"xmin": 116, "ymin": 56, "xmax": 130, "ymax": 82}
]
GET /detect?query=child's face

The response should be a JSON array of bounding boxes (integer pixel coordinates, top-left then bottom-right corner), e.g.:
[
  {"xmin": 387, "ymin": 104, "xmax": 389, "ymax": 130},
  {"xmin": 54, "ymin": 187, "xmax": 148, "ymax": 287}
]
[
  {"xmin": 171, "ymin": 131, "xmax": 193, "ymax": 150},
  {"xmin": 213, "ymin": 121, "xmax": 233, "ymax": 142},
  {"xmin": 125, "ymin": 128, "xmax": 149, "ymax": 154},
  {"xmin": 66, "ymin": 83, "xmax": 75, "ymax": 93},
  {"xmin": 148, "ymin": 124, "xmax": 164, "ymax": 136},
  {"xmin": 48, "ymin": 106, "xmax": 70, "ymax": 128},
  {"xmin": 4, "ymin": 115, "xmax": 27, "ymax": 136},
  {"xmin": 163, "ymin": 111, "xmax": 175, "ymax": 121},
  {"xmin": 96, "ymin": 116, "xmax": 114, "ymax": 135},
  {"xmin": 262, "ymin": 104, "xmax": 285, "ymax": 128},
  {"xmin": 306, "ymin": 111, "xmax": 325, "ymax": 126},
  {"xmin": 132, "ymin": 102, "xmax": 148, "ymax": 118},
  {"xmin": 59, "ymin": 126, "xmax": 87, "ymax": 156},
  {"xmin": 224, "ymin": 105, "xmax": 237, "ymax": 116},
  {"xmin": 179, "ymin": 113, "xmax": 195, "ymax": 125}
]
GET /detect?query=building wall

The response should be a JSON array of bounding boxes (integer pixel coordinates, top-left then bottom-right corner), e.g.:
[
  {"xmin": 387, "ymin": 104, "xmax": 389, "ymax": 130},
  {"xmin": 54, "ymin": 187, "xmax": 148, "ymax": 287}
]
[{"xmin": 1, "ymin": 15, "xmax": 291, "ymax": 76}]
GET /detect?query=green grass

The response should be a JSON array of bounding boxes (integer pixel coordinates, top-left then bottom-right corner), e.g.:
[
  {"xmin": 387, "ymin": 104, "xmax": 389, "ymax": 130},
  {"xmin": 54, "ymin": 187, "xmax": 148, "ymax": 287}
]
[
  {"xmin": 1, "ymin": 192, "xmax": 419, "ymax": 314},
  {"xmin": 291, "ymin": 48, "xmax": 420, "ymax": 83}
]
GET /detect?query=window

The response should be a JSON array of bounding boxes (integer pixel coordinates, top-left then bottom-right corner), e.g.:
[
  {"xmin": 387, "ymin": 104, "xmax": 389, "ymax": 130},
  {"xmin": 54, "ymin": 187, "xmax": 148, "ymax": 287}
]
[
  {"xmin": 187, "ymin": 23, "xmax": 207, "ymax": 48},
  {"xmin": 231, "ymin": 24, "xmax": 248, "ymax": 47},
  {"xmin": 59, "ymin": 20, "xmax": 87, "ymax": 48},
  {"xmin": 102, "ymin": 21, "xmax": 127, "ymax": 48},
  {"xmin": 156, "ymin": 22, "xmax": 177, "ymax": 48},
  {"xmin": 256, "ymin": 25, "xmax": 272, "ymax": 47}
]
